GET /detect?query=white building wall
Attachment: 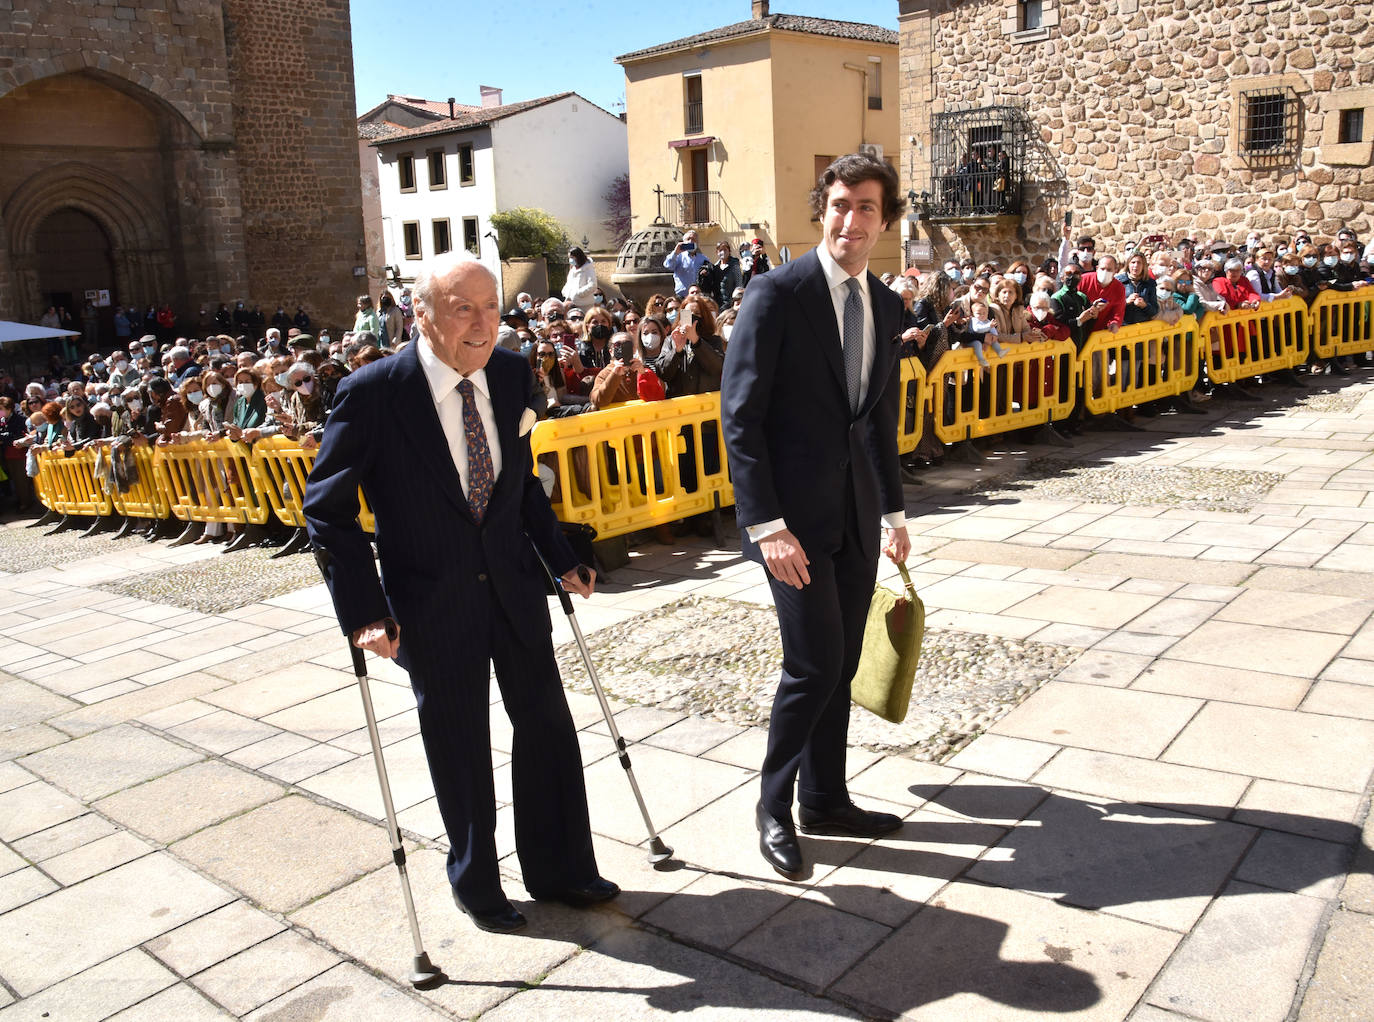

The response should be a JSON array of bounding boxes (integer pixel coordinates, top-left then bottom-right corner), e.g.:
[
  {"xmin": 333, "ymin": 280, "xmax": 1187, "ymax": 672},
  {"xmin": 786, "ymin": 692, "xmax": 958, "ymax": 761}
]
[
  {"xmin": 374, "ymin": 126, "xmax": 503, "ymax": 289},
  {"xmin": 492, "ymin": 97, "xmax": 629, "ymax": 252}
]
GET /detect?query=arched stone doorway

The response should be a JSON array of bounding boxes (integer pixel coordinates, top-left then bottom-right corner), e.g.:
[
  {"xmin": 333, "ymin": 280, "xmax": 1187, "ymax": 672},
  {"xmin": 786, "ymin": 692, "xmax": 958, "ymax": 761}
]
[
  {"xmin": 34, "ymin": 207, "xmax": 115, "ymax": 347},
  {"xmin": 0, "ymin": 68, "xmax": 237, "ymax": 347}
]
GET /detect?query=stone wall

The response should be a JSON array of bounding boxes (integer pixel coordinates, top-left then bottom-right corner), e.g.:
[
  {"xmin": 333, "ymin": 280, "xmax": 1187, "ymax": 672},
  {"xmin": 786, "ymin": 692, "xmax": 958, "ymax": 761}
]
[
  {"xmin": 898, "ymin": 0, "xmax": 1374, "ymax": 267},
  {"xmin": 0, "ymin": 0, "xmax": 364, "ymax": 334}
]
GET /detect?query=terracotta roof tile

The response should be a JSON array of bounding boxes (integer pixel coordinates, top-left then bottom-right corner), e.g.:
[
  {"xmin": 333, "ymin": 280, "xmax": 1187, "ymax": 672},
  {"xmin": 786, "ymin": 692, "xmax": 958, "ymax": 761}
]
[{"xmin": 615, "ymin": 14, "xmax": 897, "ymax": 63}]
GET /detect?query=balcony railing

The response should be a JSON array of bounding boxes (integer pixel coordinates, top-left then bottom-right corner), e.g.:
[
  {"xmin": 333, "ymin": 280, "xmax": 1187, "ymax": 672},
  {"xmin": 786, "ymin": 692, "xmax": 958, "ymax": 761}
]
[
  {"xmin": 684, "ymin": 101, "xmax": 703, "ymax": 135},
  {"xmin": 661, "ymin": 190, "xmax": 741, "ymax": 230}
]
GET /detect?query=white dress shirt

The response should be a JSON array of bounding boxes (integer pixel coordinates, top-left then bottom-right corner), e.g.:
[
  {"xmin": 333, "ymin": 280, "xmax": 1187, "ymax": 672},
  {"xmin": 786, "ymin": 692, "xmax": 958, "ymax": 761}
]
[
  {"xmin": 416, "ymin": 338, "xmax": 502, "ymax": 496},
  {"xmin": 746, "ymin": 247, "xmax": 905, "ymax": 543}
]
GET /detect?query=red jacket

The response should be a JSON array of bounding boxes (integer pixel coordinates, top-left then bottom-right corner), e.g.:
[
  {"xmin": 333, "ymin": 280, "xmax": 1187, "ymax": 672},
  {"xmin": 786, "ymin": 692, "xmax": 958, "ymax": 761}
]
[
  {"xmin": 1212, "ymin": 275, "xmax": 1260, "ymax": 311},
  {"xmin": 1079, "ymin": 273, "xmax": 1125, "ymax": 330}
]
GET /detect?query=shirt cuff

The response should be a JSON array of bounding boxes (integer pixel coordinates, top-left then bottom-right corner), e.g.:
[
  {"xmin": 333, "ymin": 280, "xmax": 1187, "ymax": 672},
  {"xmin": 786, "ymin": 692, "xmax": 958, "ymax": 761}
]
[
  {"xmin": 745, "ymin": 517, "xmax": 787, "ymax": 543},
  {"xmin": 882, "ymin": 512, "xmax": 906, "ymax": 532}
]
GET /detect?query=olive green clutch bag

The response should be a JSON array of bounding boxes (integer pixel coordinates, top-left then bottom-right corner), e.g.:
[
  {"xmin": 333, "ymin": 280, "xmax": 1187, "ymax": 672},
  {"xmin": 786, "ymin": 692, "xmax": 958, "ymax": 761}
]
[{"xmin": 850, "ymin": 563, "xmax": 925, "ymax": 723}]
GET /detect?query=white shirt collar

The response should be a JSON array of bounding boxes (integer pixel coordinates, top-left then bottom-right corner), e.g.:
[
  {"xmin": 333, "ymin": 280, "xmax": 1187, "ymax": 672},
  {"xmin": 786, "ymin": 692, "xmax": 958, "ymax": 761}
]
[
  {"xmin": 816, "ymin": 242, "xmax": 868, "ymax": 294},
  {"xmin": 416, "ymin": 337, "xmax": 490, "ymax": 404}
]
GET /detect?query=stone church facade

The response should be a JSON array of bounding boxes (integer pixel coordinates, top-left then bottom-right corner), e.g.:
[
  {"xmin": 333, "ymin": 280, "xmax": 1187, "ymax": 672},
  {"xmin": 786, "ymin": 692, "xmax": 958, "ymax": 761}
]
[
  {"xmin": 897, "ymin": 0, "xmax": 1374, "ymax": 266},
  {"xmin": 0, "ymin": 1, "xmax": 365, "ymax": 337}
]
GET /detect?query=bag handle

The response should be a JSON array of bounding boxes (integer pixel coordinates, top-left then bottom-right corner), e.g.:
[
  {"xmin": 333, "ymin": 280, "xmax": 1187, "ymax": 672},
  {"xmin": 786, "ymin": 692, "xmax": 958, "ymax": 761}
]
[{"xmin": 896, "ymin": 561, "xmax": 917, "ymax": 598}]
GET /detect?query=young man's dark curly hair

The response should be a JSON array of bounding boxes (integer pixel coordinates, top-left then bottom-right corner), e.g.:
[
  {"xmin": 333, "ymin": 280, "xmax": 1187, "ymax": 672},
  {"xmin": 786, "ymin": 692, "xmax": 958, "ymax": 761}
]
[{"xmin": 808, "ymin": 152, "xmax": 906, "ymax": 225}]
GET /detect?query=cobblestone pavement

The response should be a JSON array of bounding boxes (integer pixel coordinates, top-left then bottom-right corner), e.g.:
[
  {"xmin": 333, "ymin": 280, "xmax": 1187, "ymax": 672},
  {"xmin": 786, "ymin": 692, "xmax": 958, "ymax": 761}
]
[{"xmin": 0, "ymin": 374, "xmax": 1371, "ymax": 1021}]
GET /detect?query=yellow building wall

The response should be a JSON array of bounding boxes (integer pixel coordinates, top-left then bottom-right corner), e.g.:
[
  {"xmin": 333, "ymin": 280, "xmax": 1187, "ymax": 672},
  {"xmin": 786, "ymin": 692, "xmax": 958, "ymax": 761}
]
[
  {"xmin": 768, "ymin": 32, "xmax": 902, "ymax": 277},
  {"xmin": 621, "ymin": 36, "xmax": 776, "ymax": 256}
]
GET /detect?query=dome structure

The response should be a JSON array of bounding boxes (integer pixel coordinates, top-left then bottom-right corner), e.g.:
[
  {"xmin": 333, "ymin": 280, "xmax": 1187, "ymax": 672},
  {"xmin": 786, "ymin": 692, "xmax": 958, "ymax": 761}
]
[{"xmin": 611, "ymin": 225, "xmax": 682, "ymax": 307}]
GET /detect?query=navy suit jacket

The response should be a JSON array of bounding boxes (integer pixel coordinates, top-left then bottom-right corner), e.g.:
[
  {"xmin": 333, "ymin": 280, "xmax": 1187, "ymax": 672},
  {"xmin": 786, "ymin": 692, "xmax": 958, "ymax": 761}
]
[
  {"xmin": 303, "ymin": 344, "xmax": 578, "ymax": 677},
  {"xmin": 721, "ymin": 247, "xmax": 904, "ymax": 566}
]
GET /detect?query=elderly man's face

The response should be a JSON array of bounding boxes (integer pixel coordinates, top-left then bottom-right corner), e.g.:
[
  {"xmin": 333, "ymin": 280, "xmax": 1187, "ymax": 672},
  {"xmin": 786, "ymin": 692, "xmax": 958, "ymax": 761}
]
[{"xmin": 418, "ymin": 261, "xmax": 500, "ymax": 376}]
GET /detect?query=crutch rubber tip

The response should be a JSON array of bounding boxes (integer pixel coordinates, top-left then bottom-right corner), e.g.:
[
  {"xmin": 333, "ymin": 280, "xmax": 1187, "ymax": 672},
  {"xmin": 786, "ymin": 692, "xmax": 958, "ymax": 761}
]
[
  {"xmin": 409, "ymin": 953, "xmax": 445, "ymax": 989},
  {"xmin": 647, "ymin": 836, "xmax": 676, "ymax": 868}
]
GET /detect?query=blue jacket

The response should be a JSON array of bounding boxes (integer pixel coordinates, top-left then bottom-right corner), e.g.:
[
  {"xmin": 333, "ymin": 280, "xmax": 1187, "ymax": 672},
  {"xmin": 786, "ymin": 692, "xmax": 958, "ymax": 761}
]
[
  {"xmin": 303, "ymin": 344, "xmax": 577, "ymax": 675},
  {"xmin": 721, "ymin": 248, "xmax": 904, "ymax": 568}
]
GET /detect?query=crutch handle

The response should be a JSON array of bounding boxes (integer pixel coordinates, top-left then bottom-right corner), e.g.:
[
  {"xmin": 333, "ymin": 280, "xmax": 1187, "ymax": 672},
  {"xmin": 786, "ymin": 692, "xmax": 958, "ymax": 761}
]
[{"xmin": 350, "ymin": 643, "xmax": 367, "ymax": 678}]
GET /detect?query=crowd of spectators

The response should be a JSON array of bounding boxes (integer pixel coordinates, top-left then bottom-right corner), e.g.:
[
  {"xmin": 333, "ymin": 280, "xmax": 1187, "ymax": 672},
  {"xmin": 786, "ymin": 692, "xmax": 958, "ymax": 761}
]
[
  {"xmin": 890, "ymin": 223, "xmax": 1374, "ymax": 467},
  {"xmin": 3, "ymin": 226, "xmax": 1369, "ymax": 537}
]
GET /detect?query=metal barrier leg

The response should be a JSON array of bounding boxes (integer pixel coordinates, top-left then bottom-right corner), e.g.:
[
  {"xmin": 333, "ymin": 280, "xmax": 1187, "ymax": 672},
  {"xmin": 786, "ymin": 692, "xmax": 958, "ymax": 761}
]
[
  {"xmin": 270, "ymin": 527, "xmax": 310, "ymax": 559},
  {"xmin": 81, "ymin": 514, "xmax": 120, "ymax": 538},
  {"xmin": 29, "ymin": 508, "xmax": 60, "ymax": 528},
  {"xmin": 169, "ymin": 521, "xmax": 203, "ymax": 547},
  {"xmin": 47, "ymin": 514, "xmax": 80, "ymax": 535}
]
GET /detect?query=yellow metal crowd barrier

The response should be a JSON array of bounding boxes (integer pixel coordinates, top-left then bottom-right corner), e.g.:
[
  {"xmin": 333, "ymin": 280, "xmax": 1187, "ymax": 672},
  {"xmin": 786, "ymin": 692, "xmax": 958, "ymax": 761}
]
[
  {"xmin": 1080, "ymin": 315, "xmax": 1200, "ymax": 415},
  {"xmin": 1308, "ymin": 289, "xmax": 1374, "ymax": 361},
  {"xmin": 1200, "ymin": 295, "xmax": 1307, "ymax": 385},
  {"xmin": 252, "ymin": 435, "xmax": 316, "ymax": 528},
  {"xmin": 896, "ymin": 357, "xmax": 928, "ymax": 456},
  {"xmin": 157, "ymin": 438, "xmax": 271, "ymax": 526},
  {"xmin": 107, "ymin": 444, "xmax": 171, "ymax": 520},
  {"xmin": 927, "ymin": 339, "xmax": 1076, "ymax": 444},
  {"xmin": 36, "ymin": 448, "xmax": 113, "ymax": 517},
  {"xmin": 529, "ymin": 393, "xmax": 732, "ymax": 540}
]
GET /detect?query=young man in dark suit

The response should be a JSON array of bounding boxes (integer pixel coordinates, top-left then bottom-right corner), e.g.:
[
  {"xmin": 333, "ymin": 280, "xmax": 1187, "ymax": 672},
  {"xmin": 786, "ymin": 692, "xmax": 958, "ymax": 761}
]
[
  {"xmin": 304, "ymin": 252, "xmax": 616, "ymax": 933},
  {"xmin": 721, "ymin": 153, "xmax": 912, "ymax": 879}
]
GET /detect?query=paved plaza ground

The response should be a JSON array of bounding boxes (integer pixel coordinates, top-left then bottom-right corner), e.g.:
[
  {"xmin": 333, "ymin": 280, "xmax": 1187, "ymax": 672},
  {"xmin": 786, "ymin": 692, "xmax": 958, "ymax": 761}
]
[{"xmin": 0, "ymin": 377, "xmax": 1372, "ymax": 1021}]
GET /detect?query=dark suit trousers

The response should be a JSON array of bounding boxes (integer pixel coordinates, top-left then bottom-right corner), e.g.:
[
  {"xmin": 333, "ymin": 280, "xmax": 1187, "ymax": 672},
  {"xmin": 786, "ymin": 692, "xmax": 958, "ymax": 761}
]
[
  {"xmin": 408, "ymin": 584, "xmax": 597, "ymax": 913},
  {"xmin": 759, "ymin": 490, "xmax": 877, "ymax": 819}
]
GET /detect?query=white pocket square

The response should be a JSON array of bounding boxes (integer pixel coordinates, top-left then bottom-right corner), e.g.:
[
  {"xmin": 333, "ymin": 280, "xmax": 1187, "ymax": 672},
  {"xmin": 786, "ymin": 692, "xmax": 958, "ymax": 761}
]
[{"xmin": 519, "ymin": 407, "xmax": 538, "ymax": 437}]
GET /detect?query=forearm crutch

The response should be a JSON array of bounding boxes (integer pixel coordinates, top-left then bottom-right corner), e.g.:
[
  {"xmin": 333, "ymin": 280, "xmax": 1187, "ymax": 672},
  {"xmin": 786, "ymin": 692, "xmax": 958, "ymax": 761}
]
[
  {"xmin": 532, "ymin": 545, "xmax": 674, "ymax": 867},
  {"xmin": 318, "ymin": 546, "xmax": 442, "ymax": 987}
]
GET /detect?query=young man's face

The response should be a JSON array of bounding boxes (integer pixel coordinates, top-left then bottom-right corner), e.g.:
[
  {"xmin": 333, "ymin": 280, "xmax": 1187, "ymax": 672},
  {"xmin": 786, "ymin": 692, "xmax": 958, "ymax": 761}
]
[{"xmin": 822, "ymin": 178, "xmax": 887, "ymax": 274}]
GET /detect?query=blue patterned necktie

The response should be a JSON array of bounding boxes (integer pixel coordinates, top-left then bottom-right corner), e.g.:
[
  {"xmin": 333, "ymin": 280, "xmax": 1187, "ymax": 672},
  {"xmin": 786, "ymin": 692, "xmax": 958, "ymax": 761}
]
[
  {"xmin": 843, "ymin": 277, "xmax": 864, "ymax": 414},
  {"xmin": 457, "ymin": 378, "xmax": 493, "ymax": 523}
]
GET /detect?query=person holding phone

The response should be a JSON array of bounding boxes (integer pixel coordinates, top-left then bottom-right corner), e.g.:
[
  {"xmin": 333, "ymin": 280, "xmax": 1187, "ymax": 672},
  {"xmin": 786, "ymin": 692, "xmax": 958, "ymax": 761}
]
[
  {"xmin": 664, "ymin": 230, "xmax": 708, "ymax": 298},
  {"xmin": 589, "ymin": 332, "xmax": 665, "ymax": 409}
]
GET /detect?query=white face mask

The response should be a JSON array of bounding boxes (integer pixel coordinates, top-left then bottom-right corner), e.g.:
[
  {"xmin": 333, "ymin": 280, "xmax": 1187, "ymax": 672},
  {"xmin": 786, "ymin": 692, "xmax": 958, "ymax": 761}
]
[
  {"xmin": 1078, "ymin": 250, "xmax": 1093, "ymax": 263},
  {"xmin": 1340, "ymin": 252, "xmax": 1357, "ymax": 263},
  {"xmin": 207, "ymin": 383, "xmax": 224, "ymax": 398},
  {"xmin": 639, "ymin": 332, "xmax": 662, "ymax": 354},
  {"xmin": 186, "ymin": 391, "xmax": 203, "ymax": 406},
  {"xmin": 275, "ymin": 372, "xmax": 289, "ymax": 387},
  {"xmin": 1031, "ymin": 307, "xmax": 1049, "ymax": 321},
  {"xmin": 1324, "ymin": 256, "xmax": 1339, "ymax": 267},
  {"xmin": 1096, "ymin": 268, "xmax": 1113, "ymax": 285},
  {"xmin": 127, "ymin": 400, "xmax": 142, "ymax": 413},
  {"xmin": 1010, "ymin": 271, "xmax": 1027, "ymax": 286},
  {"xmin": 236, "ymin": 382, "xmax": 255, "ymax": 398},
  {"xmin": 115, "ymin": 360, "xmax": 128, "ymax": 371},
  {"xmin": 1283, "ymin": 264, "xmax": 1301, "ymax": 276},
  {"xmin": 296, "ymin": 380, "xmax": 314, "ymax": 395}
]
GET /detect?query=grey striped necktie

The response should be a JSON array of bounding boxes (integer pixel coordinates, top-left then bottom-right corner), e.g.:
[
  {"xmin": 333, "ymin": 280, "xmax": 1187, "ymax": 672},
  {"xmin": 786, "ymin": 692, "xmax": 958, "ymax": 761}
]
[{"xmin": 843, "ymin": 276, "xmax": 863, "ymax": 414}]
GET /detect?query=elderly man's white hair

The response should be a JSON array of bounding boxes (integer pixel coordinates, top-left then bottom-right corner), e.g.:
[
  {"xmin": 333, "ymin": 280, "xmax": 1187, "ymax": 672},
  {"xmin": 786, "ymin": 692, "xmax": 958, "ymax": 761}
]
[{"xmin": 413, "ymin": 251, "xmax": 498, "ymax": 310}]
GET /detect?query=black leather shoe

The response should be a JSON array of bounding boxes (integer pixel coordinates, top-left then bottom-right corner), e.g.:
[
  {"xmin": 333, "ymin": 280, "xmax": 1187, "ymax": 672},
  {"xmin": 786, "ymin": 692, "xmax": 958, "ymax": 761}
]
[
  {"xmin": 756, "ymin": 802, "xmax": 804, "ymax": 879},
  {"xmin": 452, "ymin": 890, "xmax": 526, "ymax": 933},
  {"xmin": 798, "ymin": 801, "xmax": 903, "ymax": 837},
  {"xmin": 529, "ymin": 876, "xmax": 620, "ymax": 908}
]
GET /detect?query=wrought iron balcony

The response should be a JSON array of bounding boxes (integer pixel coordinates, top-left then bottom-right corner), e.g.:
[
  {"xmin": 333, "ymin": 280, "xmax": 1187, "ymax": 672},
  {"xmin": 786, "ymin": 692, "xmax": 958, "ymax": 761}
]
[
  {"xmin": 684, "ymin": 100, "xmax": 703, "ymax": 135},
  {"xmin": 662, "ymin": 190, "xmax": 738, "ymax": 230}
]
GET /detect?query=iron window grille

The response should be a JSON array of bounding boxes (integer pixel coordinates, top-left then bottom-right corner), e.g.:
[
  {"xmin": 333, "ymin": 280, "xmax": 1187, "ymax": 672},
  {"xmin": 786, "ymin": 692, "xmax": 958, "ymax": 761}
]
[
  {"xmin": 1240, "ymin": 87, "xmax": 1300, "ymax": 166},
  {"xmin": 928, "ymin": 105, "xmax": 1029, "ymax": 217}
]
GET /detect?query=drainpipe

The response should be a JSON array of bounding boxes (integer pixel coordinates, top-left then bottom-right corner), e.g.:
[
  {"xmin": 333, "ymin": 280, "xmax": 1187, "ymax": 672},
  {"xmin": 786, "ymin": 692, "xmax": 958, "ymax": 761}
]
[{"xmin": 842, "ymin": 63, "xmax": 866, "ymax": 147}]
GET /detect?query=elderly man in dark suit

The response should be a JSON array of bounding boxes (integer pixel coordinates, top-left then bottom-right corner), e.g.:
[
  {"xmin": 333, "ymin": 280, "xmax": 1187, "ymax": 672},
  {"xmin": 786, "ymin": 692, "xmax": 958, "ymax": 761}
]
[
  {"xmin": 722, "ymin": 153, "xmax": 912, "ymax": 880},
  {"xmin": 304, "ymin": 251, "xmax": 616, "ymax": 934}
]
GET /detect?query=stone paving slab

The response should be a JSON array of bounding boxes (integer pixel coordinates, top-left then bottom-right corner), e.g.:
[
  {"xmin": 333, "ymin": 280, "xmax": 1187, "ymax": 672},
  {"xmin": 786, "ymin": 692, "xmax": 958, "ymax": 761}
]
[
  {"xmin": 0, "ymin": 852, "xmax": 234, "ymax": 996},
  {"xmin": 17, "ymin": 724, "xmax": 204, "ymax": 803},
  {"xmin": 172, "ymin": 796, "xmax": 394, "ymax": 914},
  {"xmin": 93, "ymin": 759, "xmax": 286, "ymax": 844}
]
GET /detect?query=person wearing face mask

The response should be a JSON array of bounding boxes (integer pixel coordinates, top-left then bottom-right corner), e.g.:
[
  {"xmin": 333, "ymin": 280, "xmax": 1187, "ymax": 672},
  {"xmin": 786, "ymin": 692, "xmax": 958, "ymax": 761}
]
[
  {"xmin": 576, "ymin": 309, "xmax": 616, "ymax": 385},
  {"xmin": 1116, "ymin": 253, "xmax": 1159, "ymax": 326},
  {"xmin": 1079, "ymin": 253, "xmax": 1125, "ymax": 332},
  {"xmin": 637, "ymin": 315, "xmax": 669, "ymax": 364},
  {"xmin": 225, "ymin": 368, "xmax": 270, "ymax": 443},
  {"xmin": 563, "ymin": 246, "xmax": 599, "ymax": 310},
  {"xmin": 280, "ymin": 362, "xmax": 325, "ymax": 451},
  {"xmin": 1004, "ymin": 261, "xmax": 1032, "ymax": 299},
  {"xmin": 1245, "ymin": 249, "xmax": 1293, "ymax": 302},
  {"xmin": 1057, "ymin": 221, "xmax": 1097, "ymax": 273},
  {"xmin": 589, "ymin": 331, "xmax": 665, "ymax": 410}
]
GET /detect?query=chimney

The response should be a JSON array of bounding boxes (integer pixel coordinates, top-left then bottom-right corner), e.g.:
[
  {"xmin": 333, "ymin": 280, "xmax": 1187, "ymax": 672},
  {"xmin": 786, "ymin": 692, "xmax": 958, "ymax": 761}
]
[
  {"xmin": 479, "ymin": 85, "xmax": 503, "ymax": 109},
  {"xmin": 752, "ymin": 0, "xmax": 768, "ymax": 17},
  {"xmin": 447, "ymin": 97, "xmax": 455, "ymax": 119}
]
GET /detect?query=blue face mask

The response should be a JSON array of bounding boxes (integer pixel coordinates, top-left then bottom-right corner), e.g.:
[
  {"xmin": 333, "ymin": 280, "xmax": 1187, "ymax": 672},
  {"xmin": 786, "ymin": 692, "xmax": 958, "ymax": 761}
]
[{"xmin": 666, "ymin": 310, "xmax": 678, "ymax": 324}]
